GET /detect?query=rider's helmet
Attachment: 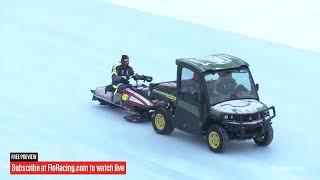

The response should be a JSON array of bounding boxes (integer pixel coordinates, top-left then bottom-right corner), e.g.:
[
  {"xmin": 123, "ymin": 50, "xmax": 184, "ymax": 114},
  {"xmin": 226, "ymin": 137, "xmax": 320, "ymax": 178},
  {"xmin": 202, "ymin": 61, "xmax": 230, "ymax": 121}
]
[{"xmin": 121, "ymin": 55, "xmax": 130, "ymax": 66}]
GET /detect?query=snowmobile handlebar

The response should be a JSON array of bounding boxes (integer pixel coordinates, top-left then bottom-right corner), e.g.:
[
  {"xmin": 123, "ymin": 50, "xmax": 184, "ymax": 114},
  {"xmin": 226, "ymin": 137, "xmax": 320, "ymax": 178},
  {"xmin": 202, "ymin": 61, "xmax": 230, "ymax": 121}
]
[{"xmin": 132, "ymin": 74, "xmax": 153, "ymax": 82}]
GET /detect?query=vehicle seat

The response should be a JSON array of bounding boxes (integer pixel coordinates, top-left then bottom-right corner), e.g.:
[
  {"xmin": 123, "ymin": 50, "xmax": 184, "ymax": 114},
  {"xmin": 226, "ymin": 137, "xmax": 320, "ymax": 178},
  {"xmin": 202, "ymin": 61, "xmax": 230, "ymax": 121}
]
[{"xmin": 105, "ymin": 85, "xmax": 115, "ymax": 94}]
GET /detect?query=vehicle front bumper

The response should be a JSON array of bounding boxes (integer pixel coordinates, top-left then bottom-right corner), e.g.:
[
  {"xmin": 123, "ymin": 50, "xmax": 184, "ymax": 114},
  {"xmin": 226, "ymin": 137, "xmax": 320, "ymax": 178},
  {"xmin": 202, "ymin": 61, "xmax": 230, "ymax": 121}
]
[{"xmin": 221, "ymin": 106, "xmax": 276, "ymax": 140}]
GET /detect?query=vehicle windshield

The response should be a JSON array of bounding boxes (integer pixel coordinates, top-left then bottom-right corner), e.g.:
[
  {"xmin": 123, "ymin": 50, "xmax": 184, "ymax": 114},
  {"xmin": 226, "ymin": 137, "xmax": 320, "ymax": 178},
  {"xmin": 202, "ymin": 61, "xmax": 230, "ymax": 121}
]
[{"xmin": 205, "ymin": 67, "xmax": 258, "ymax": 105}]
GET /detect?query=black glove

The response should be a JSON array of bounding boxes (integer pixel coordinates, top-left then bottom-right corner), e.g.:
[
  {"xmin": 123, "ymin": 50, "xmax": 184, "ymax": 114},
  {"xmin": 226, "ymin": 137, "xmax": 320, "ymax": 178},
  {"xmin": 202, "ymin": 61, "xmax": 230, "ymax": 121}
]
[
  {"xmin": 121, "ymin": 78, "xmax": 129, "ymax": 84},
  {"xmin": 132, "ymin": 74, "xmax": 140, "ymax": 81}
]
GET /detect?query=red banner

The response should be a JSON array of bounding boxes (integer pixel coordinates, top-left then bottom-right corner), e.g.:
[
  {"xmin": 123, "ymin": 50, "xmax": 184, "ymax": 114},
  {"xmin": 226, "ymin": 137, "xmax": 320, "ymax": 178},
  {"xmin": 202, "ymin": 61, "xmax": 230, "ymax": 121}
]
[{"xmin": 10, "ymin": 161, "xmax": 126, "ymax": 175}]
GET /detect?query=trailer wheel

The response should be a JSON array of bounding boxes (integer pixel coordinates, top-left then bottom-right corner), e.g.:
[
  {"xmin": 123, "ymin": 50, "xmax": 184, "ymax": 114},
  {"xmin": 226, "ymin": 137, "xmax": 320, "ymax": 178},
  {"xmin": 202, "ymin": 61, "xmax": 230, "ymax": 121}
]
[
  {"xmin": 152, "ymin": 107, "xmax": 173, "ymax": 135},
  {"xmin": 254, "ymin": 123, "xmax": 273, "ymax": 146},
  {"xmin": 206, "ymin": 125, "xmax": 229, "ymax": 153}
]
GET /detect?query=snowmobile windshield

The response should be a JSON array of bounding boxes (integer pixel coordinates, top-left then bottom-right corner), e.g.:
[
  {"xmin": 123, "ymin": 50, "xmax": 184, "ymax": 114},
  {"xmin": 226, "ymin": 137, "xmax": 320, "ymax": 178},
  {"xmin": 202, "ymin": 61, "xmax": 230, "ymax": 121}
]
[{"xmin": 205, "ymin": 67, "xmax": 258, "ymax": 105}]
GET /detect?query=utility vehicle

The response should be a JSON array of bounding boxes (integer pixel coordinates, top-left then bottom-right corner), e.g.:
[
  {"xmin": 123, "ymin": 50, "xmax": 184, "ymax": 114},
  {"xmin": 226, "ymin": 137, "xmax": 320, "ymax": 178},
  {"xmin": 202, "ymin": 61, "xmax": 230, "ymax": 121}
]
[{"xmin": 149, "ymin": 54, "xmax": 276, "ymax": 153}]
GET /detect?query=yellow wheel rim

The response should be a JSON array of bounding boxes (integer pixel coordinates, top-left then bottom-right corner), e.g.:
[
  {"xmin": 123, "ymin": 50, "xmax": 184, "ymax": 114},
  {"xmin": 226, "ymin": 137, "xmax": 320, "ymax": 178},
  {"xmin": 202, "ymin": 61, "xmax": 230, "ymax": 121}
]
[
  {"xmin": 208, "ymin": 131, "xmax": 220, "ymax": 149},
  {"xmin": 155, "ymin": 114, "xmax": 166, "ymax": 130}
]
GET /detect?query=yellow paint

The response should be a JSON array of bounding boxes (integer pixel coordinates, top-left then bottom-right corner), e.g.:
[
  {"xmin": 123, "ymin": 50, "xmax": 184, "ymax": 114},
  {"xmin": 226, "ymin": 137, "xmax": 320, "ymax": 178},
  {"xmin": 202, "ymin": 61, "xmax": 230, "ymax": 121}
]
[{"xmin": 122, "ymin": 93, "xmax": 129, "ymax": 101}]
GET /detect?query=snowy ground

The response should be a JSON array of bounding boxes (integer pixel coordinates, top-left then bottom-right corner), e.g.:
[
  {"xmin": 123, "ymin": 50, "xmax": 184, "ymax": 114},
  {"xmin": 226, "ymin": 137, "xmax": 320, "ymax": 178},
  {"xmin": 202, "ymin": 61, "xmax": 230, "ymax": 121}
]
[
  {"xmin": 104, "ymin": 0, "xmax": 320, "ymax": 53},
  {"xmin": 1, "ymin": 0, "xmax": 320, "ymax": 179}
]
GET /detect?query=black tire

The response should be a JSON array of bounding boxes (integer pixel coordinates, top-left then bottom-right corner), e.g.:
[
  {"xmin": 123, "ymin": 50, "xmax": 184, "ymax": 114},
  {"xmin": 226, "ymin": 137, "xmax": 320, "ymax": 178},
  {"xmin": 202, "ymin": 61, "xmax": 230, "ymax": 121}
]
[
  {"xmin": 206, "ymin": 125, "xmax": 229, "ymax": 153},
  {"xmin": 152, "ymin": 107, "xmax": 174, "ymax": 135},
  {"xmin": 254, "ymin": 123, "xmax": 273, "ymax": 146}
]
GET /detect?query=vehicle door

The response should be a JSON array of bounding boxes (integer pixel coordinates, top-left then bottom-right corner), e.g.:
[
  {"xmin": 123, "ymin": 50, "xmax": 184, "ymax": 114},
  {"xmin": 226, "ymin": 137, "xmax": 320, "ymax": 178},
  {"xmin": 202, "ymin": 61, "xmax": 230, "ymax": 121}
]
[{"xmin": 174, "ymin": 66, "xmax": 202, "ymax": 134}]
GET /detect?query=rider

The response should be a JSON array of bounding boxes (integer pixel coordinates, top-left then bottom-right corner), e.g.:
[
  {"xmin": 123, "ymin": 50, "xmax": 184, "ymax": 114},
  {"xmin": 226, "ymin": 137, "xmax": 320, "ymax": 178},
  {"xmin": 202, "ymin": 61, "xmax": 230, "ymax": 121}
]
[
  {"xmin": 111, "ymin": 55, "xmax": 135, "ymax": 103},
  {"xmin": 216, "ymin": 71, "xmax": 237, "ymax": 95}
]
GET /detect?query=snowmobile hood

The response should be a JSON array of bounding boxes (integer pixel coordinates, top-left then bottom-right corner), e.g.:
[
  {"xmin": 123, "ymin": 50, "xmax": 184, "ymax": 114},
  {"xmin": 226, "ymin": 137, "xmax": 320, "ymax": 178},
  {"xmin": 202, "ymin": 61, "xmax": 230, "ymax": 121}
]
[{"xmin": 210, "ymin": 99, "xmax": 268, "ymax": 114}]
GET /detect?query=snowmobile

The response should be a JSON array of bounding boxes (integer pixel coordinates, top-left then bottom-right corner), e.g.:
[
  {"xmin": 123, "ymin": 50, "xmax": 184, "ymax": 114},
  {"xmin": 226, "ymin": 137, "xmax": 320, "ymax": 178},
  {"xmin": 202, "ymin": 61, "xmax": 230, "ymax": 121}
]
[{"xmin": 91, "ymin": 74, "xmax": 160, "ymax": 122}]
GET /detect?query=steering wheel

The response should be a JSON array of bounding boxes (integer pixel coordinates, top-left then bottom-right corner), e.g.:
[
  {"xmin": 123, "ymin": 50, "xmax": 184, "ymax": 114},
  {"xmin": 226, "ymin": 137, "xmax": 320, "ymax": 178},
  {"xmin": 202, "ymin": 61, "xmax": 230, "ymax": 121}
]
[
  {"xmin": 234, "ymin": 84, "xmax": 250, "ymax": 94},
  {"xmin": 215, "ymin": 77, "xmax": 237, "ymax": 95}
]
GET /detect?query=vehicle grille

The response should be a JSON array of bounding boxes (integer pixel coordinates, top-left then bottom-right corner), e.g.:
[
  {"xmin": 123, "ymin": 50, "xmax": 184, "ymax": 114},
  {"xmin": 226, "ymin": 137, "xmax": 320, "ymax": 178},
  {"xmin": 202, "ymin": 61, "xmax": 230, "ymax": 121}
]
[{"xmin": 241, "ymin": 113, "xmax": 261, "ymax": 122}]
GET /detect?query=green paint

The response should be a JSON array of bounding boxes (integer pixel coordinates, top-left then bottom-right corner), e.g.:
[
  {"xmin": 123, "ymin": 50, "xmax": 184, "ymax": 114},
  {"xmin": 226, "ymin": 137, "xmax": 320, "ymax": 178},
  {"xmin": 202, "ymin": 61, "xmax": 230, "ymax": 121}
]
[
  {"xmin": 177, "ymin": 99, "xmax": 200, "ymax": 118},
  {"xmin": 153, "ymin": 89, "xmax": 176, "ymax": 101},
  {"xmin": 176, "ymin": 54, "xmax": 249, "ymax": 73}
]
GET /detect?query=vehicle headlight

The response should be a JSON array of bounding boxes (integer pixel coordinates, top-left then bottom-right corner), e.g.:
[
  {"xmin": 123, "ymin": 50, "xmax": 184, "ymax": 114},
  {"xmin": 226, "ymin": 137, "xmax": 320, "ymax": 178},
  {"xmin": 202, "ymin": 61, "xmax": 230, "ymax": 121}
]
[{"xmin": 224, "ymin": 114, "xmax": 235, "ymax": 120}]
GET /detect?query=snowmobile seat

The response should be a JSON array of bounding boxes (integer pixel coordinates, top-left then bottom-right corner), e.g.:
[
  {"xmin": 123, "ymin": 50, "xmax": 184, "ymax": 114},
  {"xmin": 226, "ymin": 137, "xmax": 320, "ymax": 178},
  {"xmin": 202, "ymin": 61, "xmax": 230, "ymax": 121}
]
[{"xmin": 105, "ymin": 85, "xmax": 115, "ymax": 94}]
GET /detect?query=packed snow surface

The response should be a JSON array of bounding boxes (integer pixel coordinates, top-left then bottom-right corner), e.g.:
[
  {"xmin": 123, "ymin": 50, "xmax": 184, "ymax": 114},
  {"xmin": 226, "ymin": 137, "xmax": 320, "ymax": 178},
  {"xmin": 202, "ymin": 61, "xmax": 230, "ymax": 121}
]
[{"xmin": 1, "ymin": 0, "xmax": 319, "ymax": 180}]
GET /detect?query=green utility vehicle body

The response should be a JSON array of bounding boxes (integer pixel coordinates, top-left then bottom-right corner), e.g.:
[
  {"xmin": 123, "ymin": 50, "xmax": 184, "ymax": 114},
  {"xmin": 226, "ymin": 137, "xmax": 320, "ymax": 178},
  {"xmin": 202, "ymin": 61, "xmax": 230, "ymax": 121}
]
[{"xmin": 149, "ymin": 54, "xmax": 276, "ymax": 153}]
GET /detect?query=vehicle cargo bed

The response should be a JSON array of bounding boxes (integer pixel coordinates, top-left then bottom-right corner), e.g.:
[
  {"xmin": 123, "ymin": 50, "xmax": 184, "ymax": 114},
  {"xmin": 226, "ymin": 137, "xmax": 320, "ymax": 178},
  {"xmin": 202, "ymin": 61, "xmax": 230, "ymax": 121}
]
[{"xmin": 149, "ymin": 81, "xmax": 177, "ymax": 102}]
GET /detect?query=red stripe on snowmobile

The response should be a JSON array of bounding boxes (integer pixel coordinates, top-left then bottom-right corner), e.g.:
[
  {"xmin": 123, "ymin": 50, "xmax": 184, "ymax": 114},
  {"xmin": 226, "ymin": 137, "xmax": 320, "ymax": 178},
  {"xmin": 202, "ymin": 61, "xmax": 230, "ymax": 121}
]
[{"xmin": 123, "ymin": 88, "xmax": 153, "ymax": 108}]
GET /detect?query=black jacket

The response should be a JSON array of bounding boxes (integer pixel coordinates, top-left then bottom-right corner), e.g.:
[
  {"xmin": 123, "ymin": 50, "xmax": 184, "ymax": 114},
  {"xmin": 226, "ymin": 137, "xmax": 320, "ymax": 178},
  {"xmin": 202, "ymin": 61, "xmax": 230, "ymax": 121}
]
[{"xmin": 111, "ymin": 63, "xmax": 134, "ymax": 86}]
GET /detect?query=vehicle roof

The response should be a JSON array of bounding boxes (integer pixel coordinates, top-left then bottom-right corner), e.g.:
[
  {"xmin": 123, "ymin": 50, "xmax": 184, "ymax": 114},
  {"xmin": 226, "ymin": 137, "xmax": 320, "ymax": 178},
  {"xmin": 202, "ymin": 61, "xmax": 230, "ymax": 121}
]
[{"xmin": 176, "ymin": 54, "xmax": 249, "ymax": 73}]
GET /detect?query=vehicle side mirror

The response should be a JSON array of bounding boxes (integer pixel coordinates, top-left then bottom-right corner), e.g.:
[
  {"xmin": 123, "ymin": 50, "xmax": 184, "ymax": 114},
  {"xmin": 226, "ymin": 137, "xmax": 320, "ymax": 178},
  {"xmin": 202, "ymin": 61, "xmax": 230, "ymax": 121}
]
[{"xmin": 255, "ymin": 83, "xmax": 259, "ymax": 92}]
